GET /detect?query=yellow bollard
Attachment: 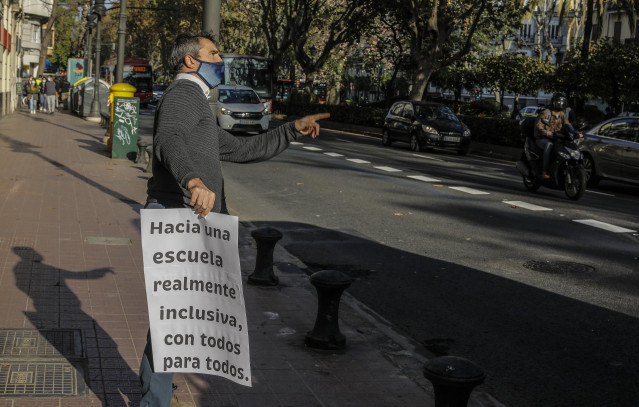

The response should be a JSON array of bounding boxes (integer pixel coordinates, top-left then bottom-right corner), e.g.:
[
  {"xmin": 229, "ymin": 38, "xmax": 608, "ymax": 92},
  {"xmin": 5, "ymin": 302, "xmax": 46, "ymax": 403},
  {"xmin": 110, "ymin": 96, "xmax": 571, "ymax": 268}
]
[{"xmin": 105, "ymin": 83, "xmax": 137, "ymax": 151}]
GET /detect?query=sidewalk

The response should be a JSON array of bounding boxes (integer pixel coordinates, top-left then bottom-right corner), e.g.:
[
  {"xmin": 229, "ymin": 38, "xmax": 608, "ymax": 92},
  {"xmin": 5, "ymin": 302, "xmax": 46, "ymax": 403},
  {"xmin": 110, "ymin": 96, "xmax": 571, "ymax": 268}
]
[{"xmin": 0, "ymin": 107, "xmax": 500, "ymax": 406}]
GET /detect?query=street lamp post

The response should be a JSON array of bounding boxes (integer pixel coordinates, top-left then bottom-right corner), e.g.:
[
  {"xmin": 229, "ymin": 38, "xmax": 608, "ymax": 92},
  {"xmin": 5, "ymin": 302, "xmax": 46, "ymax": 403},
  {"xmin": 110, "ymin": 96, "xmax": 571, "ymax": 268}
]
[
  {"xmin": 202, "ymin": 0, "xmax": 221, "ymax": 39},
  {"xmin": 87, "ymin": 0, "xmax": 107, "ymax": 121},
  {"xmin": 116, "ymin": 0, "xmax": 127, "ymax": 83}
]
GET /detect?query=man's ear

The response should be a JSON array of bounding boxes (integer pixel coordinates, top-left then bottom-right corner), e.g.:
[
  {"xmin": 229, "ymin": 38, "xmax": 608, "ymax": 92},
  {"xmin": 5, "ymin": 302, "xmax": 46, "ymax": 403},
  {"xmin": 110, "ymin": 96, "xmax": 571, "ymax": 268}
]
[{"xmin": 183, "ymin": 54, "xmax": 198, "ymax": 70}]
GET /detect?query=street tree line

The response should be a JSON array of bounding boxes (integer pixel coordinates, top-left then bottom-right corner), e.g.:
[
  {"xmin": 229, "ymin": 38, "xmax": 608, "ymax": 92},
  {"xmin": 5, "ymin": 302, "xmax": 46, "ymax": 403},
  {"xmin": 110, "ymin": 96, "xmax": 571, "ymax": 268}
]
[{"xmin": 48, "ymin": 0, "xmax": 639, "ymax": 111}]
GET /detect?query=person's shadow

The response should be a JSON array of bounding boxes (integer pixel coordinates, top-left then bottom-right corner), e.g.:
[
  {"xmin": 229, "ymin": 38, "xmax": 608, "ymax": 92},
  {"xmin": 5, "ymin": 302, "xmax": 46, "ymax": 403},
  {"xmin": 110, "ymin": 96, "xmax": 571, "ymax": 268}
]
[{"xmin": 13, "ymin": 247, "xmax": 141, "ymax": 406}]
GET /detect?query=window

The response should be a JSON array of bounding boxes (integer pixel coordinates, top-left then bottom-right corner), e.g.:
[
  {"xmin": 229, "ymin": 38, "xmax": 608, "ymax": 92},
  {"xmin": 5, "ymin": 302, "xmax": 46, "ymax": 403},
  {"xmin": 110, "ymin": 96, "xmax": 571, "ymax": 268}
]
[
  {"xmin": 599, "ymin": 119, "xmax": 637, "ymax": 141},
  {"xmin": 613, "ymin": 21, "xmax": 622, "ymax": 44},
  {"xmin": 32, "ymin": 24, "xmax": 40, "ymax": 43},
  {"xmin": 390, "ymin": 103, "xmax": 404, "ymax": 116},
  {"xmin": 403, "ymin": 103, "xmax": 414, "ymax": 119}
]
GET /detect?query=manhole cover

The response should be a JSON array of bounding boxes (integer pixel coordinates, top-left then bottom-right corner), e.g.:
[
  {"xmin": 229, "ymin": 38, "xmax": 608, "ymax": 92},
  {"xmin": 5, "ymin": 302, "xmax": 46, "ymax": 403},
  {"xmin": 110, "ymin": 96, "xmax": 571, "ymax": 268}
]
[
  {"xmin": 0, "ymin": 362, "xmax": 80, "ymax": 396},
  {"xmin": 523, "ymin": 260, "xmax": 595, "ymax": 274},
  {"xmin": 0, "ymin": 330, "xmax": 83, "ymax": 358}
]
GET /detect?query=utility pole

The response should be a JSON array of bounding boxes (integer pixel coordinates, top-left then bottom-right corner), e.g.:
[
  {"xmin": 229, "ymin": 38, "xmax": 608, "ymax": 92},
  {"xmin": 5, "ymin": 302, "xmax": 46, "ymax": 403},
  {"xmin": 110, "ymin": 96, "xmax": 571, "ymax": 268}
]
[
  {"xmin": 202, "ymin": 0, "xmax": 221, "ymax": 40},
  {"xmin": 116, "ymin": 0, "xmax": 127, "ymax": 83}
]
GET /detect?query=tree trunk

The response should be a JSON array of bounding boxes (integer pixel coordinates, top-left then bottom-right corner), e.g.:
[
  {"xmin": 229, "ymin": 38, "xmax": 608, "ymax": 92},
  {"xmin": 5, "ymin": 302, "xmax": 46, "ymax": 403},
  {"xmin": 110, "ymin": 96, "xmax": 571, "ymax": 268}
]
[
  {"xmin": 408, "ymin": 60, "xmax": 433, "ymax": 101},
  {"xmin": 38, "ymin": 0, "xmax": 60, "ymax": 75},
  {"xmin": 581, "ymin": 0, "xmax": 594, "ymax": 61}
]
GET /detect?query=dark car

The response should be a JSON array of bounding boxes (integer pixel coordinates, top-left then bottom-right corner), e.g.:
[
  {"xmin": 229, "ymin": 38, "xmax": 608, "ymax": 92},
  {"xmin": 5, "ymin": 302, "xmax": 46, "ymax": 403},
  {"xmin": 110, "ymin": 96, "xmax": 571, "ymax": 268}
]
[
  {"xmin": 382, "ymin": 101, "xmax": 471, "ymax": 155},
  {"xmin": 151, "ymin": 84, "xmax": 168, "ymax": 104},
  {"xmin": 577, "ymin": 116, "xmax": 639, "ymax": 186}
]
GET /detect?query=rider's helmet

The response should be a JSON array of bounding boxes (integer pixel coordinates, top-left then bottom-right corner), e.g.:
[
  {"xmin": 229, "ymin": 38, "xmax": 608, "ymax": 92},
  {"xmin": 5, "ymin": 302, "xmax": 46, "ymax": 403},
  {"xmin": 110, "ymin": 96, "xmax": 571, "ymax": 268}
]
[{"xmin": 551, "ymin": 93, "xmax": 567, "ymax": 111}]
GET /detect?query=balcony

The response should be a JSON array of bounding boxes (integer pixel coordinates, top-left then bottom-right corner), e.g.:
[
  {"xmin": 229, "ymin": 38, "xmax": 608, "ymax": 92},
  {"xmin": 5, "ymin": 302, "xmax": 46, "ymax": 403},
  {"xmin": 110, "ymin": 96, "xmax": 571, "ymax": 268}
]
[{"xmin": 23, "ymin": 0, "xmax": 52, "ymax": 19}]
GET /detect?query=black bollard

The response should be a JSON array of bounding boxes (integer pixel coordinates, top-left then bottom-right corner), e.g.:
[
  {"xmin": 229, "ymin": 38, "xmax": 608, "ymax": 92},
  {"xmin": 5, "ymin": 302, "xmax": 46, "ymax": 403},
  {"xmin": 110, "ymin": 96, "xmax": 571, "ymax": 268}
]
[
  {"xmin": 423, "ymin": 356, "xmax": 486, "ymax": 407},
  {"xmin": 247, "ymin": 227, "xmax": 282, "ymax": 286},
  {"xmin": 305, "ymin": 270, "xmax": 353, "ymax": 350}
]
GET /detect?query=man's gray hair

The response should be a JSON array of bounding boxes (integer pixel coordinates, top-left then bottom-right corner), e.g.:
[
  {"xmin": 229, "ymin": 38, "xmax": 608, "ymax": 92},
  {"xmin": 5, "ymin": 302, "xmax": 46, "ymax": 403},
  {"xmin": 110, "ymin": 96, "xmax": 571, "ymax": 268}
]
[{"xmin": 169, "ymin": 32, "xmax": 217, "ymax": 74}]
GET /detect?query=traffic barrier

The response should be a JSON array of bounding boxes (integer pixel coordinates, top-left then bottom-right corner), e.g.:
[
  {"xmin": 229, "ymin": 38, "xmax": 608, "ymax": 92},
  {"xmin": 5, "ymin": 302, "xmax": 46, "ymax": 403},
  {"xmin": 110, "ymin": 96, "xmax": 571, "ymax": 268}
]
[
  {"xmin": 305, "ymin": 270, "xmax": 352, "ymax": 350},
  {"xmin": 423, "ymin": 356, "xmax": 485, "ymax": 407},
  {"xmin": 247, "ymin": 227, "xmax": 282, "ymax": 286}
]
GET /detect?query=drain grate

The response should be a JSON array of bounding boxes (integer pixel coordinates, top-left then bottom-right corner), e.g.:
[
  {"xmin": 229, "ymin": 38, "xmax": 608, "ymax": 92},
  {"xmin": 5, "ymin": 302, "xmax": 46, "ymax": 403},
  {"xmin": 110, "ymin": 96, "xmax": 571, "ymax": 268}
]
[
  {"xmin": 0, "ymin": 329, "xmax": 83, "ymax": 358},
  {"xmin": 0, "ymin": 362, "xmax": 79, "ymax": 396},
  {"xmin": 523, "ymin": 260, "xmax": 595, "ymax": 274}
]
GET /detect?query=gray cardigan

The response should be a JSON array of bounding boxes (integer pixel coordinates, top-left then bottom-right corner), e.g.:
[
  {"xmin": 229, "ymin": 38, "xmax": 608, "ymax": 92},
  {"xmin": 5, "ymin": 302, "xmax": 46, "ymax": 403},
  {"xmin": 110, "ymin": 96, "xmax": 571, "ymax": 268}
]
[{"xmin": 147, "ymin": 79, "xmax": 302, "ymax": 213}]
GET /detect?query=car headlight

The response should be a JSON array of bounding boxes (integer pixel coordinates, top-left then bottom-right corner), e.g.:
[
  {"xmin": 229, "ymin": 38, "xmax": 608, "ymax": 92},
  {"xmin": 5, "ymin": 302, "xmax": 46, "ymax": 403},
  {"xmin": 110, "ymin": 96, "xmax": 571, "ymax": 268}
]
[
  {"xmin": 570, "ymin": 150, "xmax": 581, "ymax": 159},
  {"xmin": 558, "ymin": 151, "xmax": 570, "ymax": 159},
  {"xmin": 422, "ymin": 125, "xmax": 438, "ymax": 134},
  {"xmin": 220, "ymin": 107, "xmax": 232, "ymax": 115},
  {"xmin": 463, "ymin": 129, "xmax": 471, "ymax": 137},
  {"xmin": 262, "ymin": 108, "xmax": 269, "ymax": 116}
]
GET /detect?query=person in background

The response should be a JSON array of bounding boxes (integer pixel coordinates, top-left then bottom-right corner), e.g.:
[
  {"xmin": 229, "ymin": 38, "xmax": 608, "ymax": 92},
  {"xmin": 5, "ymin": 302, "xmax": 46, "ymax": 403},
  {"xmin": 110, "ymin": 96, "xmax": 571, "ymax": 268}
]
[
  {"xmin": 44, "ymin": 76, "xmax": 58, "ymax": 115},
  {"xmin": 26, "ymin": 77, "xmax": 40, "ymax": 115}
]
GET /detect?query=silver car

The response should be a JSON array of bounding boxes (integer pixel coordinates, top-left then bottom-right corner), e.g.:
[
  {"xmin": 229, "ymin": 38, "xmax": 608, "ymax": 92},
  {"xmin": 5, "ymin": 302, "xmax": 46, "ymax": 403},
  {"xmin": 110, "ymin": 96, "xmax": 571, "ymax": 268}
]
[
  {"xmin": 216, "ymin": 85, "xmax": 270, "ymax": 133},
  {"xmin": 578, "ymin": 116, "xmax": 639, "ymax": 186}
]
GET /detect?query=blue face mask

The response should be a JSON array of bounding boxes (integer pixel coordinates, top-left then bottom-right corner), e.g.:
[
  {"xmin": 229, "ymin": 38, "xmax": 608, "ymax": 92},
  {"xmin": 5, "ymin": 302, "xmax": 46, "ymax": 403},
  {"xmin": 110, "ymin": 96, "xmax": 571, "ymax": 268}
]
[{"xmin": 189, "ymin": 56, "xmax": 225, "ymax": 89}]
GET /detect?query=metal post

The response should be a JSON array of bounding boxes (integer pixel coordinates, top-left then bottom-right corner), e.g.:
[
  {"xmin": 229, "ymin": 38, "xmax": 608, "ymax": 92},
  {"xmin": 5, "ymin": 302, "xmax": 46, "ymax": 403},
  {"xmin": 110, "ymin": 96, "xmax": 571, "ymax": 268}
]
[
  {"xmin": 115, "ymin": 0, "xmax": 127, "ymax": 83},
  {"xmin": 202, "ymin": 0, "xmax": 221, "ymax": 39},
  {"xmin": 247, "ymin": 227, "xmax": 282, "ymax": 286},
  {"xmin": 88, "ymin": 19, "xmax": 102, "ymax": 120},
  {"xmin": 423, "ymin": 356, "xmax": 486, "ymax": 407},
  {"xmin": 85, "ymin": 30, "xmax": 93, "ymax": 79}
]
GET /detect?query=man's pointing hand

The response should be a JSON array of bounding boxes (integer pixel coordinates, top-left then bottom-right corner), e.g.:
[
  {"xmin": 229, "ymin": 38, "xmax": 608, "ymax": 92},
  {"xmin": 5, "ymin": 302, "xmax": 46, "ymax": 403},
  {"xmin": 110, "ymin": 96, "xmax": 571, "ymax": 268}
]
[{"xmin": 295, "ymin": 113, "xmax": 330, "ymax": 138}]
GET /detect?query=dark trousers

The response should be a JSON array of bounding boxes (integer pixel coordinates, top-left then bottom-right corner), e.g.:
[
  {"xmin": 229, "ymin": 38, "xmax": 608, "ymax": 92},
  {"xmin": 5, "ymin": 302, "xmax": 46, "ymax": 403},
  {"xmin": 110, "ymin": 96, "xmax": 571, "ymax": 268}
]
[{"xmin": 536, "ymin": 138, "xmax": 553, "ymax": 173}]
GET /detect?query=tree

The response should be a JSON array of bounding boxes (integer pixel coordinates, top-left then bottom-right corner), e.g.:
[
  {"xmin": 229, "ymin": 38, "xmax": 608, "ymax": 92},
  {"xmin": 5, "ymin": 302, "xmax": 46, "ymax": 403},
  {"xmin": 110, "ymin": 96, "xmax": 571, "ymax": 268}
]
[
  {"xmin": 431, "ymin": 56, "xmax": 479, "ymax": 114},
  {"xmin": 477, "ymin": 53, "xmax": 555, "ymax": 111},
  {"xmin": 585, "ymin": 41, "xmax": 639, "ymax": 113},
  {"xmin": 38, "ymin": 0, "xmax": 61, "ymax": 73},
  {"xmin": 389, "ymin": 0, "xmax": 526, "ymax": 101}
]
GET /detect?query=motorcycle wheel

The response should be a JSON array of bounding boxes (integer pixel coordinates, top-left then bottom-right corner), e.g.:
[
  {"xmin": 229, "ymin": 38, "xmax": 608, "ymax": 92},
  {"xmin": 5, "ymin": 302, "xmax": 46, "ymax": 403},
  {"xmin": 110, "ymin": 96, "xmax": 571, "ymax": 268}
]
[
  {"xmin": 564, "ymin": 166, "xmax": 586, "ymax": 200},
  {"xmin": 523, "ymin": 175, "xmax": 540, "ymax": 192}
]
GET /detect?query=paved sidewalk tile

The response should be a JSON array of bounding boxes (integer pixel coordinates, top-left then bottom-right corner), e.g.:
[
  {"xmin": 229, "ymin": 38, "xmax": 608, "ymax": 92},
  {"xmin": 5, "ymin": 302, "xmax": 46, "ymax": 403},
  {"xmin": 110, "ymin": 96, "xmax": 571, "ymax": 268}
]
[{"xmin": 0, "ymin": 109, "xmax": 447, "ymax": 406}]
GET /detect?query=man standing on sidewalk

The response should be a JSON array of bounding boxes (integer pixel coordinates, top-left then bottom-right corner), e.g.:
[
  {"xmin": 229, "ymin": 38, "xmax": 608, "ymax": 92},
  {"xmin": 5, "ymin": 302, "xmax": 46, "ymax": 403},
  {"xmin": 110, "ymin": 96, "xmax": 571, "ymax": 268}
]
[
  {"xmin": 139, "ymin": 31, "xmax": 328, "ymax": 406},
  {"xmin": 44, "ymin": 76, "xmax": 58, "ymax": 115}
]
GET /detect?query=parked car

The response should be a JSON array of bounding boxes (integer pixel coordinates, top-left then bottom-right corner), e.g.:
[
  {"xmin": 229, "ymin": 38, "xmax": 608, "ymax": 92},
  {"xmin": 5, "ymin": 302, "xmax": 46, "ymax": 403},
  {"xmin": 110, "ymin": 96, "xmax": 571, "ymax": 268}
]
[
  {"xmin": 519, "ymin": 106, "xmax": 541, "ymax": 118},
  {"xmin": 151, "ymin": 84, "xmax": 168, "ymax": 104},
  {"xmin": 216, "ymin": 85, "xmax": 270, "ymax": 133},
  {"xmin": 577, "ymin": 116, "xmax": 639, "ymax": 186},
  {"xmin": 382, "ymin": 101, "xmax": 471, "ymax": 155}
]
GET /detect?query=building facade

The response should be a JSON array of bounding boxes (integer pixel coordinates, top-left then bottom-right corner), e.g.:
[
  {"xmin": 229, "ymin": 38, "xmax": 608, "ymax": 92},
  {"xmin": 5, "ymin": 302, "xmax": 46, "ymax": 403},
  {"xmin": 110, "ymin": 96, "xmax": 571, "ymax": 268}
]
[{"xmin": 0, "ymin": 0, "xmax": 51, "ymax": 117}]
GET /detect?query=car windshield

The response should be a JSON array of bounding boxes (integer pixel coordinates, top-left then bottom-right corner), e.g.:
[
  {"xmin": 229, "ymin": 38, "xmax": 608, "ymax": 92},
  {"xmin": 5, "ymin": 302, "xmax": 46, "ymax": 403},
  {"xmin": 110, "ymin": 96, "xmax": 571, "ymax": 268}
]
[
  {"xmin": 218, "ymin": 89, "xmax": 261, "ymax": 104},
  {"xmin": 415, "ymin": 105, "xmax": 459, "ymax": 122}
]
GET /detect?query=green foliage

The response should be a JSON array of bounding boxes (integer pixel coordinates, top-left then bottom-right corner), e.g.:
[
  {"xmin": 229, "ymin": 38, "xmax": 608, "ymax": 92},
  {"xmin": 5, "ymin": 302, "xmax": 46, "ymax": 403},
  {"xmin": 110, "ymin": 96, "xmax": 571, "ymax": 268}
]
[
  {"xmin": 460, "ymin": 116, "xmax": 523, "ymax": 147},
  {"xmin": 477, "ymin": 53, "xmax": 555, "ymax": 97},
  {"xmin": 460, "ymin": 100, "xmax": 509, "ymax": 117},
  {"xmin": 274, "ymin": 102, "xmax": 387, "ymax": 127}
]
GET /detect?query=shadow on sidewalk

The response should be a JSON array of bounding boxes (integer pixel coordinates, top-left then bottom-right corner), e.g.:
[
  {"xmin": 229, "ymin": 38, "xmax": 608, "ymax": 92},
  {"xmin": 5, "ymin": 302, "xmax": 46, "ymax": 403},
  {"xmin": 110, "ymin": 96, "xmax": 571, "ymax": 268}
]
[
  {"xmin": 0, "ymin": 132, "xmax": 142, "ymax": 213},
  {"xmin": 12, "ymin": 247, "xmax": 140, "ymax": 406}
]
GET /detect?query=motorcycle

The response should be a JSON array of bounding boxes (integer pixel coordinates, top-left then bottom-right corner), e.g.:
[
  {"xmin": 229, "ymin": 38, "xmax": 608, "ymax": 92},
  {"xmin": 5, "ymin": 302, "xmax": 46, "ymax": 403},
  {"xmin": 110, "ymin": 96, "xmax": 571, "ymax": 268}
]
[{"xmin": 515, "ymin": 122, "xmax": 587, "ymax": 200}]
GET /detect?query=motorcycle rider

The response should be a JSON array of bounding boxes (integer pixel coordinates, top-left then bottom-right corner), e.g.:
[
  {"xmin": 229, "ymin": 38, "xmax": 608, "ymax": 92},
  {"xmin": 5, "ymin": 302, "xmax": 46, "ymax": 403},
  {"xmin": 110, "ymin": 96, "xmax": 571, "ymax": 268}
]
[{"xmin": 534, "ymin": 93, "xmax": 570, "ymax": 179}]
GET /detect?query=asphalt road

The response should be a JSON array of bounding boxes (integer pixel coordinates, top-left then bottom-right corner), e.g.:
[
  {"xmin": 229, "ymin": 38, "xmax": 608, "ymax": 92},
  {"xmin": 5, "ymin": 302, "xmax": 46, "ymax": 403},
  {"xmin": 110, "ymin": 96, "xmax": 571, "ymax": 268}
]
[{"xmin": 220, "ymin": 121, "xmax": 639, "ymax": 407}]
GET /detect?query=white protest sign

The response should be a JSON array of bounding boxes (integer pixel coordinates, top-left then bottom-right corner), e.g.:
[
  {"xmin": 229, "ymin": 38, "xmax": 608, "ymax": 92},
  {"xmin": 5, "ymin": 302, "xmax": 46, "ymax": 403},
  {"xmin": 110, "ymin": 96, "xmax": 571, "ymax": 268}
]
[{"xmin": 140, "ymin": 208, "xmax": 251, "ymax": 386}]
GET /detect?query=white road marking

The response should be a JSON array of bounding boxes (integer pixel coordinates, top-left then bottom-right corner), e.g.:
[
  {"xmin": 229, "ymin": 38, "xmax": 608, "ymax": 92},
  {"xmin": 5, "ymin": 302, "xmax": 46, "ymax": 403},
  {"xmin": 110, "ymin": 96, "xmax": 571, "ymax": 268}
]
[
  {"xmin": 324, "ymin": 152, "xmax": 344, "ymax": 157},
  {"xmin": 303, "ymin": 146, "xmax": 323, "ymax": 151},
  {"xmin": 407, "ymin": 175, "xmax": 442, "ymax": 182},
  {"xmin": 374, "ymin": 166, "xmax": 402, "ymax": 172},
  {"xmin": 586, "ymin": 190, "xmax": 615, "ymax": 197},
  {"xmin": 503, "ymin": 200, "xmax": 552, "ymax": 211},
  {"xmin": 336, "ymin": 138, "xmax": 353, "ymax": 143},
  {"xmin": 413, "ymin": 154, "xmax": 444, "ymax": 161},
  {"xmin": 573, "ymin": 219, "xmax": 636, "ymax": 233},
  {"xmin": 449, "ymin": 186, "xmax": 490, "ymax": 195},
  {"xmin": 347, "ymin": 159, "xmax": 371, "ymax": 164},
  {"xmin": 290, "ymin": 141, "xmax": 303, "ymax": 145}
]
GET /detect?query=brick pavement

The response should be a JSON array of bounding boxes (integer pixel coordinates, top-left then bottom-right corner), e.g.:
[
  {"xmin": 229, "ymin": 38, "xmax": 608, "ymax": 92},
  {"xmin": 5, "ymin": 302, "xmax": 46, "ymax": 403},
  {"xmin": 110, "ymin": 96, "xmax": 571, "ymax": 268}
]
[{"xmin": 0, "ymin": 107, "xmax": 499, "ymax": 407}]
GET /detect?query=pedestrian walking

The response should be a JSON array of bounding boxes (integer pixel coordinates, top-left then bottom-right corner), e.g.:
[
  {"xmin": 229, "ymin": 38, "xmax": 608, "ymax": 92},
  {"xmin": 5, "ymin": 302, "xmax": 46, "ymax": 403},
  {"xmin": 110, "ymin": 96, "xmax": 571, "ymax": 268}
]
[
  {"xmin": 26, "ymin": 77, "xmax": 40, "ymax": 114},
  {"xmin": 139, "ymin": 31, "xmax": 328, "ymax": 407},
  {"xmin": 44, "ymin": 76, "xmax": 58, "ymax": 115}
]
